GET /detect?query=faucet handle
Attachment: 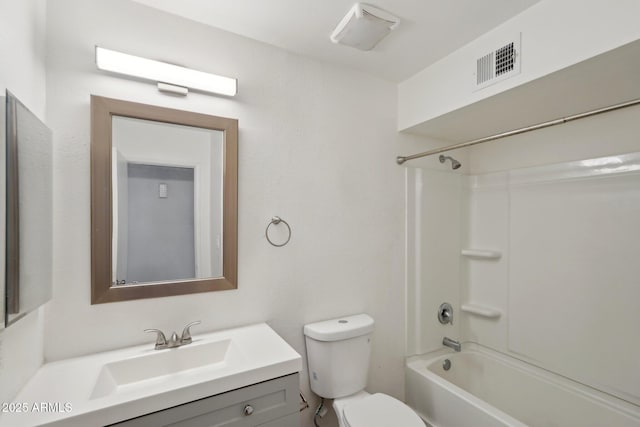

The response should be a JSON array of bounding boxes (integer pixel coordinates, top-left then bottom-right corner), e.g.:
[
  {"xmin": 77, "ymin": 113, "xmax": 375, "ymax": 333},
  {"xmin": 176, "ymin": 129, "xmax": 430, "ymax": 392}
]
[
  {"xmin": 180, "ymin": 321, "xmax": 201, "ymax": 344},
  {"xmin": 144, "ymin": 328, "xmax": 168, "ymax": 349},
  {"xmin": 438, "ymin": 302, "xmax": 453, "ymax": 325}
]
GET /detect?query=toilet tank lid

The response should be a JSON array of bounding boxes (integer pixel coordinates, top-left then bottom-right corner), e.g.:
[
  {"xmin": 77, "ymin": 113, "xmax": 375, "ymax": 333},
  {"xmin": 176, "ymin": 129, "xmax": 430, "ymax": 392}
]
[{"xmin": 304, "ymin": 314, "xmax": 374, "ymax": 341}]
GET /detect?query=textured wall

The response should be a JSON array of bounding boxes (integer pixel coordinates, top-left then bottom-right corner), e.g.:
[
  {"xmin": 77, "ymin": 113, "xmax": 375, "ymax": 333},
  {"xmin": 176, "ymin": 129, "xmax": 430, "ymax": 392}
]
[
  {"xmin": 0, "ymin": 0, "xmax": 47, "ymax": 406},
  {"xmin": 399, "ymin": 0, "xmax": 640, "ymax": 132},
  {"xmin": 43, "ymin": 1, "xmax": 434, "ymax": 425}
]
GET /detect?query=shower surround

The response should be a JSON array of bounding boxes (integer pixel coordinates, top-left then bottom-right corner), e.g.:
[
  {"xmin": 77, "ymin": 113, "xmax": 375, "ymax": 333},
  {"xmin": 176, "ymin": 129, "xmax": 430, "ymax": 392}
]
[{"xmin": 405, "ymin": 152, "xmax": 640, "ymax": 425}]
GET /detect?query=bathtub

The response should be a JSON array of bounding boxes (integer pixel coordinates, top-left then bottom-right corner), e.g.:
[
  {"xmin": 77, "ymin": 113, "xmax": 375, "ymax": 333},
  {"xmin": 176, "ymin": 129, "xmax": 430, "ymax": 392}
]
[{"xmin": 406, "ymin": 344, "xmax": 640, "ymax": 427}]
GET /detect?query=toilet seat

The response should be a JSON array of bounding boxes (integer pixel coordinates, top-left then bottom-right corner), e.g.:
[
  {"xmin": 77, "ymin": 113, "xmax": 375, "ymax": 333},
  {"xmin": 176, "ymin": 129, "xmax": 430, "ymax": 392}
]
[{"xmin": 343, "ymin": 393, "xmax": 424, "ymax": 427}]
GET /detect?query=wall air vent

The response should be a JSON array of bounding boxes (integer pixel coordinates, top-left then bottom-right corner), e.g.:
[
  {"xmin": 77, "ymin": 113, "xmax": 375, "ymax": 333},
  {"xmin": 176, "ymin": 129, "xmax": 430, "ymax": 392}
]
[
  {"xmin": 474, "ymin": 34, "xmax": 521, "ymax": 91},
  {"xmin": 477, "ymin": 52, "xmax": 494, "ymax": 85},
  {"xmin": 495, "ymin": 42, "xmax": 516, "ymax": 76}
]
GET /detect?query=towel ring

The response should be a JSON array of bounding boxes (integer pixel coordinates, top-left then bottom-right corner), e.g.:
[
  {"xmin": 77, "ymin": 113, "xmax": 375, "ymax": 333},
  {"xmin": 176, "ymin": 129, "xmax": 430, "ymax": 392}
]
[{"xmin": 265, "ymin": 216, "xmax": 292, "ymax": 247}]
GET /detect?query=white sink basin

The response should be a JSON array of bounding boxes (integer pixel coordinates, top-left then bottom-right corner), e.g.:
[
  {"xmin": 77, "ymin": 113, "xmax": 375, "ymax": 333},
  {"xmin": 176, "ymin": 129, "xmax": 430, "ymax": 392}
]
[
  {"xmin": 90, "ymin": 338, "xmax": 237, "ymax": 399},
  {"xmin": 4, "ymin": 323, "xmax": 302, "ymax": 427}
]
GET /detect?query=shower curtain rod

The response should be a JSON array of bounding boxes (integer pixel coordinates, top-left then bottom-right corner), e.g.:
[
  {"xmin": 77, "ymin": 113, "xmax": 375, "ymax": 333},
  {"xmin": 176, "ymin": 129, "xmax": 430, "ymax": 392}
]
[{"xmin": 396, "ymin": 97, "xmax": 640, "ymax": 165}]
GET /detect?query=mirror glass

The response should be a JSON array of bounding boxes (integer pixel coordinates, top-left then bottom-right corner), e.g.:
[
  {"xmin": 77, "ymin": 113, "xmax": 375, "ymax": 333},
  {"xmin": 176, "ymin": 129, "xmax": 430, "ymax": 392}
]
[
  {"xmin": 91, "ymin": 96, "xmax": 238, "ymax": 304},
  {"xmin": 3, "ymin": 91, "xmax": 53, "ymax": 328},
  {"xmin": 111, "ymin": 117, "xmax": 224, "ymax": 284}
]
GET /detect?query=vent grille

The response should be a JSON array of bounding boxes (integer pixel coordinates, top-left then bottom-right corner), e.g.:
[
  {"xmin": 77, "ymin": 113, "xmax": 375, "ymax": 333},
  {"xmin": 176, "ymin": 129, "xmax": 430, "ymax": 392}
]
[
  {"xmin": 495, "ymin": 42, "xmax": 515, "ymax": 76},
  {"xmin": 477, "ymin": 52, "xmax": 494, "ymax": 85},
  {"xmin": 474, "ymin": 34, "xmax": 521, "ymax": 90}
]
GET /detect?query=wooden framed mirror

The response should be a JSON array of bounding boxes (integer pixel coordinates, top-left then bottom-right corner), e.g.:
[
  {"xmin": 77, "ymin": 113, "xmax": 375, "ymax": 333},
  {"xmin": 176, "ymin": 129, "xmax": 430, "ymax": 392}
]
[{"xmin": 91, "ymin": 95, "xmax": 238, "ymax": 304}]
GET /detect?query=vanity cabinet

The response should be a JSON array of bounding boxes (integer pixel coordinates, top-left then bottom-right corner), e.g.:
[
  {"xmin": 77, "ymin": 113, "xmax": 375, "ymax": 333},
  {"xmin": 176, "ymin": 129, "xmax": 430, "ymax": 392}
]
[{"xmin": 111, "ymin": 373, "xmax": 299, "ymax": 427}]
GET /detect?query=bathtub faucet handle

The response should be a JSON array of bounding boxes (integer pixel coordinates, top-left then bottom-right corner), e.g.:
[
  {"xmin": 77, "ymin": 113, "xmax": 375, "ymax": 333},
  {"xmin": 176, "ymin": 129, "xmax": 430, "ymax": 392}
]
[{"xmin": 438, "ymin": 302, "xmax": 453, "ymax": 325}]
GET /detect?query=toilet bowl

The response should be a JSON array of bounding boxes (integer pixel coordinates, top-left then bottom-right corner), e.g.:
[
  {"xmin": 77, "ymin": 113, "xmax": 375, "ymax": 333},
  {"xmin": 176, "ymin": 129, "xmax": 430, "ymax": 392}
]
[
  {"xmin": 304, "ymin": 314, "xmax": 424, "ymax": 427},
  {"xmin": 333, "ymin": 391, "xmax": 424, "ymax": 427}
]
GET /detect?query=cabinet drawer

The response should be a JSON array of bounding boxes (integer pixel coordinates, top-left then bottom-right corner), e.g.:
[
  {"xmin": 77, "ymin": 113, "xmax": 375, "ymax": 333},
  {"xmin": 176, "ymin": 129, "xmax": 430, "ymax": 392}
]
[{"xmin": 112, "ymin": 373, "xmax": 299, "ymax": 427}]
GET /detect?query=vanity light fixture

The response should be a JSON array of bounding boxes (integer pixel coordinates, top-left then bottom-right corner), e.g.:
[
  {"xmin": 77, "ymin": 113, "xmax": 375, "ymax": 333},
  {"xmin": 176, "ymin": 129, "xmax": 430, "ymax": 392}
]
[
  {"xmin": 95, "ymin": 46, "xmax": 237, "ymax": 96},
  {"xmin": 330, "ymin": 3, "xmax": 400, "ymax": 51}
]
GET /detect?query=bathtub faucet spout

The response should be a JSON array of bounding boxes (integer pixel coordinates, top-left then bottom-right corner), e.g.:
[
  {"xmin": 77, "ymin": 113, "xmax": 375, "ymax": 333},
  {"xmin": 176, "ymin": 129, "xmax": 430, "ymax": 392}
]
[{"xmin": 443, "ymin": 337, "xmax": 461, "ymax": 352}]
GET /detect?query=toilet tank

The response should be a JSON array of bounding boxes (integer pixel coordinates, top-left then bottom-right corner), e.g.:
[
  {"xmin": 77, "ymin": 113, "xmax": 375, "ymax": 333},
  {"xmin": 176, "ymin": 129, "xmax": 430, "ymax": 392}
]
[{"xmin": 304, "ymin": 314, "xmax": 374, "ymax": 399}]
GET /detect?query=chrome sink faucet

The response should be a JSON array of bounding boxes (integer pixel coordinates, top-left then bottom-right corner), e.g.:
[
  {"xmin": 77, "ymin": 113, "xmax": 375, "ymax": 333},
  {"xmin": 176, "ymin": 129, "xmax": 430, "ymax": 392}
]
[
  {"xmin": 145, "ymin": 321, "xmax": 201, "ymax": 350},
  {"xmin": 443, "ymin": 336, "xmax": 461, "ymax": 352}
]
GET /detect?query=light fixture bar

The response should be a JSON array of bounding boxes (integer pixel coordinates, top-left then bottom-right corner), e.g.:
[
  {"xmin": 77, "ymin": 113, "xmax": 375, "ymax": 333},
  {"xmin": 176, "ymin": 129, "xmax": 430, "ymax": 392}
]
[{"xmin": 95, "ymin": 46, "xmax": 237, "ymax": 96}]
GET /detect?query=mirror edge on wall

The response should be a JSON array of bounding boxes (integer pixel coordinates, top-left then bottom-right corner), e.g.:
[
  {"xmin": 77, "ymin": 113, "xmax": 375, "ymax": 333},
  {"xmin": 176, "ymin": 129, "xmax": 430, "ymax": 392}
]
[
  {"xmin": 0, "ymin": 94, "xmax": 5, "ymax": 329},
  {"xmin": 90, "ymin": 95, "xmax": 238, "ymax": 304},
  {"xmin": 2, "ymin": 90, "xmax": 54, "ymax": 329}
]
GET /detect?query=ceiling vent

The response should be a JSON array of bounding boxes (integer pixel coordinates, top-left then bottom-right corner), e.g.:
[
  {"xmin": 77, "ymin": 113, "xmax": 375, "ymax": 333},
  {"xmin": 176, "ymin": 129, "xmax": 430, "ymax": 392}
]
[
  {"xmin": 474, "ymin": 34, "xmax": 521, "ymax": 90},
  {"xmin": 330, "ymin": 3, "xmax": 400, "ymax": 51}
]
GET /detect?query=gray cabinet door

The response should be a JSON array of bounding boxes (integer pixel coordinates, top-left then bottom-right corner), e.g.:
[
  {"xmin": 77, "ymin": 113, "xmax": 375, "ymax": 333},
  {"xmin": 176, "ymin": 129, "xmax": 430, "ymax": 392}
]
[{"xmin": 112, "ymin": 374, "xmax": 299, "ymax": 427}]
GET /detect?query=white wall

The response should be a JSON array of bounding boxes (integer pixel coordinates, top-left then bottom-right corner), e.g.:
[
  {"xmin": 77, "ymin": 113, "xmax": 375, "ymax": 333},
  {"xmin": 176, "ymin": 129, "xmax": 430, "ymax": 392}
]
[
  {"xmin": 43, "ymin": 1, "xmax": 434, "ymax": 425},
  {"xmin": 398, "ymin": 0, "xmax": 640, "ymax": 132},
  {"xmin": 468, "ymin": 103, "xmax": 640, "ymax": 173},
  {"xmin": 0, "ymin": 0, "xmax": 47, "ymax": 404}
]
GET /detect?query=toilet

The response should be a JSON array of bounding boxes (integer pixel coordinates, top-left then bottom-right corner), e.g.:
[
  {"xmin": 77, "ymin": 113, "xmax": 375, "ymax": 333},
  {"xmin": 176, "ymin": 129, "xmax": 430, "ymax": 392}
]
[{"xmin": 304, "ymin": 314, "xmax": 424, "ymax": 427}]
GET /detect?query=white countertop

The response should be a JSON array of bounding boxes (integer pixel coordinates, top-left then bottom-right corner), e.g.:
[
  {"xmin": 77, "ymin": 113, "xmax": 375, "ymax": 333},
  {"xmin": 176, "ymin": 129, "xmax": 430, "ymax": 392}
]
[{"xmin": 0, "ymin": 323, "xmax": 302, "ymax": 426}]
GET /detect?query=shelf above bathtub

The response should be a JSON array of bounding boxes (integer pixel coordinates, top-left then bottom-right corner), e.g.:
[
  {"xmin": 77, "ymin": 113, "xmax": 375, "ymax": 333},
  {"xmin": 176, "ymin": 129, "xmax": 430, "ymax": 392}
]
[
  {"xmin": 461, "ymin": 249, "xmax": 502, "ymax": 259},
  {"xmin": 461, "ymin": 304, "xmax": 502, "ymax": 319}
]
